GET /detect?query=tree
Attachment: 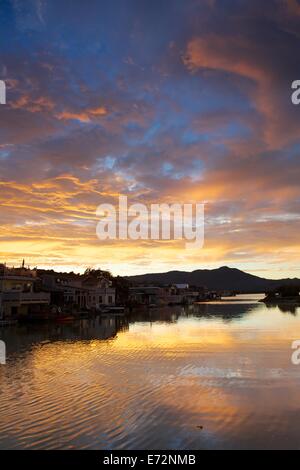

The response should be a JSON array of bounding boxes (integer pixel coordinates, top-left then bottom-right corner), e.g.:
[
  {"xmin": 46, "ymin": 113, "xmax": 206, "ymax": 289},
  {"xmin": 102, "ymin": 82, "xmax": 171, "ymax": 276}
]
[{"xmin": 84, "ymin": 268, "xmax": 113, "ymax": 281}]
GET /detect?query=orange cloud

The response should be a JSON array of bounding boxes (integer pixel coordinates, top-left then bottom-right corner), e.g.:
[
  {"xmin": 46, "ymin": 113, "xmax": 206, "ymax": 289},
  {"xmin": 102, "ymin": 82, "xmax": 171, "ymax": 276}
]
[
  {"xmin": 183, "ymin": 35, "xmax": 298, "ymax": 149},
  {"xmin": 10, "ymin": 95, "xmax": 55, "ymax": 112},
  {"xmin": 1, "ymin": 169, "xmax": 300, "ymax": 278},
  {"xmin": 183, "ymin": 36, "xmax": 265, "ymax": 82},
  {"xmin": 57, "ymin": 106, "xmax": 107, "ymax": 123},
  {"xmin": 286, "ymin": 0, "xmax": 300, "ymax": 16}
]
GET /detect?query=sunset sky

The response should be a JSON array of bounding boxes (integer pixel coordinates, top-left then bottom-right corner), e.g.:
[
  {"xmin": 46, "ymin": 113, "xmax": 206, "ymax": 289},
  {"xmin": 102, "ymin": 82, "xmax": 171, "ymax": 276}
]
[{"xmin": 1, "ymin": 0, "xmax": 300, "ymax": 278}]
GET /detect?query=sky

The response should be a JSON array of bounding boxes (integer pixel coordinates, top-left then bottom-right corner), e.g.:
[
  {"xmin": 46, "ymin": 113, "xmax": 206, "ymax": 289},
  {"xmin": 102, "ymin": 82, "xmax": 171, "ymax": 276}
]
[{"xmin": 0, "ymin": 0, "xmax": 300, "ymax": 278}]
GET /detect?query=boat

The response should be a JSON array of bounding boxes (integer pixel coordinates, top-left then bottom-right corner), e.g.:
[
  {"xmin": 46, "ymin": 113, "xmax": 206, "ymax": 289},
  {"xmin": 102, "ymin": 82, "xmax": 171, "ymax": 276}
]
[
  {"xmin": 100, "ymin": 306, "xmax": 125, "ymax": 315},
  {"xmin": 55, "ymin": 315, "xmax": 76, "ymax": 323},
  {"xmin": 261, "ymin": 297, "xmax": 300, "ymax": 305}
]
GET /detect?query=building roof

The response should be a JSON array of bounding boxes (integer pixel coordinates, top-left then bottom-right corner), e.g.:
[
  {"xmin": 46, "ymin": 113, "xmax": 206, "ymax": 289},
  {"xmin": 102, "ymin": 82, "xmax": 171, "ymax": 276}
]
[{"xmin": 174, "ymin": 283, "xmax": 189, "ymax": 289}]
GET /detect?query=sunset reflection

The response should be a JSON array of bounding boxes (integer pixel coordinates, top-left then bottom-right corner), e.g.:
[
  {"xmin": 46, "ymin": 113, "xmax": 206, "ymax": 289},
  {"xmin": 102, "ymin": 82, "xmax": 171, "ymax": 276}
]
[{"xmin": 1, "ymin": 303, "xmax": 300, "ymax": 449}]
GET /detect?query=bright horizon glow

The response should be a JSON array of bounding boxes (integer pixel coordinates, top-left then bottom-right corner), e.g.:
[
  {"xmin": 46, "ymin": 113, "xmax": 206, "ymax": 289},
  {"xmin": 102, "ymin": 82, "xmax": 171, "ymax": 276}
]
[{"xmin": 2, "ymin": 258, "xmax": 299, "ymax": 281}]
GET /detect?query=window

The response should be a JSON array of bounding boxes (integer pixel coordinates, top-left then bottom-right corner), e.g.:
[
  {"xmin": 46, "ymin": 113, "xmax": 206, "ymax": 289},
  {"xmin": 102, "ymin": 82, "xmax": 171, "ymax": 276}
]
[{"xmin": 108, "ymin": 296, "xmax": 113, "ymax": 304}]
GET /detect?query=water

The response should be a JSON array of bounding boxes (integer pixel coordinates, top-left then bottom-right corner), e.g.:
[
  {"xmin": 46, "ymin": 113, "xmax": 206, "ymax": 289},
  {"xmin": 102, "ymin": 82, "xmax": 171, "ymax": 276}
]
[{"xmin": 0, "ymin": 295, "xmax": 300, "ymax": 450}]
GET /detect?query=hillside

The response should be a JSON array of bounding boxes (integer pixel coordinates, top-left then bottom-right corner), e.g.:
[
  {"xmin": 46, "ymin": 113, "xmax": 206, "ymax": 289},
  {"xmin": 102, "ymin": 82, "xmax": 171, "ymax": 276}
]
[{"xmin": 127, "ymin": 266, "xmax": 300, "ymax": 292}]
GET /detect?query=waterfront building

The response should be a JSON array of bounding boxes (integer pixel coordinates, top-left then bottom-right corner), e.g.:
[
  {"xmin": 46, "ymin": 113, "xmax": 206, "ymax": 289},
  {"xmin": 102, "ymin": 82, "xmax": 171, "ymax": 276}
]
[
  {"xmin": 39, "ymin": 271, "xmax": 116, "ymax": 310},
  {"xmin": 0, "ymin": 264, "xmax": 50, "ymax": 319}
]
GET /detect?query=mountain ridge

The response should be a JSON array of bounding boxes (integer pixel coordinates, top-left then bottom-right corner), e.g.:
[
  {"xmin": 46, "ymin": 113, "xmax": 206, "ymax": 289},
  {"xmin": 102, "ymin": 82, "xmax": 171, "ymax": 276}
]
[{"xmin": 126, "ymin": 266, "xmax": 300, "ymax": 292}]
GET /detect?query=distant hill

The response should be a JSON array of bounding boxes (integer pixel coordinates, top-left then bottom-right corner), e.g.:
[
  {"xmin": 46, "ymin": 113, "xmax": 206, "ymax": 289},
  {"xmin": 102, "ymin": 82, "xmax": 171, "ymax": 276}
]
[{"xmin": 126, "ymin": 266, "xmax": 300, "ymax": 293}]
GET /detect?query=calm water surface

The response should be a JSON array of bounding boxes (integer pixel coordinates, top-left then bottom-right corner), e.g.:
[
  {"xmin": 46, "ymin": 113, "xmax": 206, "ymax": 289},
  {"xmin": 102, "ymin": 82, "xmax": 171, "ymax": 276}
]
[{"xmin": 0, "ymin": 295, "xmax": 300, "ymax": 450}]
